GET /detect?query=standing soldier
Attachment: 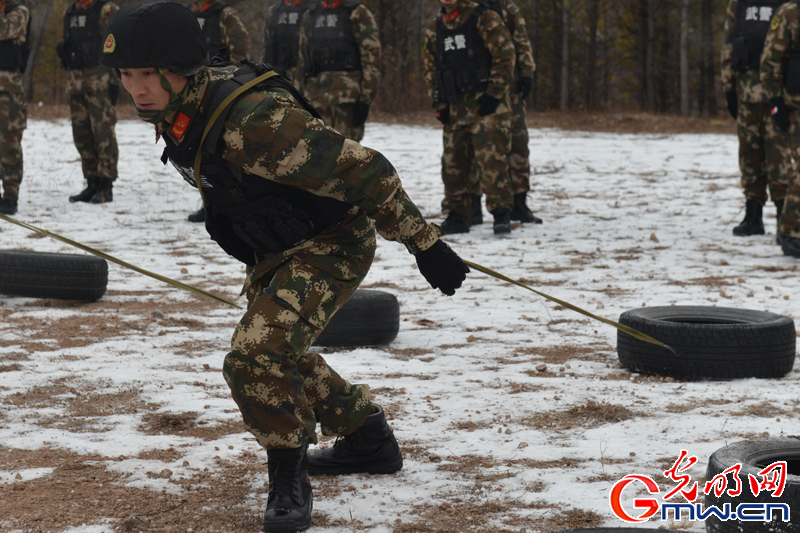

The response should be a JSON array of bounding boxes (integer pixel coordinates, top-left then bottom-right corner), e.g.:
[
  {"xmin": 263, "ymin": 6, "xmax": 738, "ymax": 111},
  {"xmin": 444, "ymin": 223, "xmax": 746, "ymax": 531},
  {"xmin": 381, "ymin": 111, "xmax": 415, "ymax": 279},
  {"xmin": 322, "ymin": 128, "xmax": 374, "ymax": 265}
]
[
  {"xmin": 467, "ymin": 0, "xmax": 541, "ymax": 227},
  {"xmin": 263, "ymin": 0, "xmax": 311, "ymax": 86},
  {"xmin": 298, "ymin": 0, "xmax": 381, "ymax": 143},
  {"xmin": 100, "ymin": 1, "xmax": 469, "ymax": 531},
  {"xmin": 423, "ymin": 0, "xmax": 516, "ymax": 235},
  {"xmin": 187, "ymin": 0, "xmax": 250, "ymax": 223},
  {"xmin": 761, "ymin": 1, "xmax": 800, "ymax": 258},
  {"xmin": 721, "ymin": 0, "xmax": 793, "ymax": 237},
  {"xmin": 0, "ymin": 0, "xmax": 29, "ymax": 216},
  {"xmin": 58, "ymin": 0, "xmax": 120, "ymax": 205}
]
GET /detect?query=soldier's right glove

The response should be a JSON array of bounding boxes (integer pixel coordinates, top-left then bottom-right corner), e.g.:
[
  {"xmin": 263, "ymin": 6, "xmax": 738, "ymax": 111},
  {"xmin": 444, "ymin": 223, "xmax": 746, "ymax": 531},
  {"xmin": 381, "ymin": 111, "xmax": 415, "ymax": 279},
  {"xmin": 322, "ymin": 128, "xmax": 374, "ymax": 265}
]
[
  {"xmin": 415, "ymin": 239, "xmax": 470, "ymax": 296},
  {"xmin": 518, "ymin": 76, "xmax": 533, "ymax": 100},
  {"xmin": 477, "ymin": 94, "xmax": 501, "ymax": 116},
  {"xmin": 353, "ymin": 101, "xmax": 370, "ymax": 127},
  {"xmin": 436, "ymin": 107, "xmax": 450, "ymax": 125},
  {"xmin": 724, "ymin": 91, "xmax": 738, "ymax": 120},
  {"xmin": 770, "ymin": 97, "xmax": 791, "ymax": 132}
]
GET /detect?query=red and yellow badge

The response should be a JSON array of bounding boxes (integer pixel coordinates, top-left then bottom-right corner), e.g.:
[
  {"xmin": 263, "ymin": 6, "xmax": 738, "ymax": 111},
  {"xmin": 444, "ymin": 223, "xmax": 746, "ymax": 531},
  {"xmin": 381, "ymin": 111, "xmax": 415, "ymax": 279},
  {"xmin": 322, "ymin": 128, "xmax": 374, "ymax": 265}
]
[
  {"xmin": 103, "ymin": 33, "xmax": 116, "ymax": 54},
  {"xmin": 170, "ymin": 112, "xmax": 191, "ymax": 140}
]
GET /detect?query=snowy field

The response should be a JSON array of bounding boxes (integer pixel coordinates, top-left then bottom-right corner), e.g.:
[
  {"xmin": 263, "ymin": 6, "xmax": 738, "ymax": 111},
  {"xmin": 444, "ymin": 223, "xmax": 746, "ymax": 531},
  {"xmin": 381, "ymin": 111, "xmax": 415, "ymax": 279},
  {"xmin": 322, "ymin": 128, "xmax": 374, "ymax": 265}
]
[{"xmin": 0, "ymin": 118, "xmax": 798, "ymax": 533}]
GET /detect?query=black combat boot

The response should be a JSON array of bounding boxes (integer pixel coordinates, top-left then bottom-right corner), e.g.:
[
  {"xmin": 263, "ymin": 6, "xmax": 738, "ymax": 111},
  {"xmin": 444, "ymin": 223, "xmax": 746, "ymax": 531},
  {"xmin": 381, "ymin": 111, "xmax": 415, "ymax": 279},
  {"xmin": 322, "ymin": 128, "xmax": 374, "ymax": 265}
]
[
  {"xmin": 732, "ymin": 199, "xmax": 764, "ymax": 236},
  {"xmin": 264, "ymin": 445, "xmax": 312, "ymax": 533},
  {"xmin": 188, "ymin": 206, "xmax": 206, "ymax": 223},
  {"xmin": 510, "ymin": 192, "xmax": 543, "ymax": 223},
  {"xmin": 0, "ymin": 198, "xmax": 17, "ymax": 215},
  {"xmin": 466, "ymin": 194, "xmax": 483, "ymax": 226},
  {"xmin": 781, "ymin": 235, "xmax": 800, "ymax": 258},
  {"xmin": 440, "ymin": 211, "xmax": 470, "ymax": 235},
  {"xmin": 491, "ymin": 208, "xmax": 512, "ymax": 235},
  {"xmin": 90, "ymin": 179, "xmax": 113, "ymax": 204},
  {"xmin": 307, "ymin": 405, "xmax": 403, "ymax": 476},
  {"xmin": 69, "ymin": 178, "xmax": 98, "ymax": 203}
]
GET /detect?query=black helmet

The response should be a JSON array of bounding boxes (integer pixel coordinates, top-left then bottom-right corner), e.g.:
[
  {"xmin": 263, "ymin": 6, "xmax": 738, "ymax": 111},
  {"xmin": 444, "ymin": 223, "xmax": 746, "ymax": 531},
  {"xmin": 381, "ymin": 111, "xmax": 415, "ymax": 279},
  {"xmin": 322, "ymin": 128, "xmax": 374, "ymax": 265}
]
[{"xmin": 99, "ymin": 0, "xmax": 208, "ymax": 76}]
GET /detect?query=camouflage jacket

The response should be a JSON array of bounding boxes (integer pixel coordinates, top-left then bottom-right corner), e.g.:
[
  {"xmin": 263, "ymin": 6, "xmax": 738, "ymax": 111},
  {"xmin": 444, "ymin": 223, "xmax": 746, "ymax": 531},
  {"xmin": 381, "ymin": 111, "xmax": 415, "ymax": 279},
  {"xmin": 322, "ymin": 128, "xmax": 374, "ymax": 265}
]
[
  {"xmin": 761, "ymin": 1, "xmax": 800, "ymax": 107},
  {"xmin": 65, "ymin": 0, "xmax": 119, "ymax": 94},
  {"xmin": 262, "ymin": 0, "xmax": 311, "ymax": 87},
  {"xmin": 422, "ymin": 0, "xmax": 516, "ymax": 128},
  {"xmin": 474, "ymin": 0, "xmax": 534, "ymax": 82},
  {"xmin": 298, "ymin": 2, "xmax": 381, "ymax": 107},
  {"xmin": 721, "ymin": 0, "xmax": 773, "ymax": 102},
  {"xmin": 0, "ymin": 2, "xmax": 29, "ymax": 94},
  {"xmin": 156, "ymin": 66, "xmax": 439, "ymax": 292},
  {"xmin": 190, "ymin": 0, "xmax": 250, "ymax": 62}
]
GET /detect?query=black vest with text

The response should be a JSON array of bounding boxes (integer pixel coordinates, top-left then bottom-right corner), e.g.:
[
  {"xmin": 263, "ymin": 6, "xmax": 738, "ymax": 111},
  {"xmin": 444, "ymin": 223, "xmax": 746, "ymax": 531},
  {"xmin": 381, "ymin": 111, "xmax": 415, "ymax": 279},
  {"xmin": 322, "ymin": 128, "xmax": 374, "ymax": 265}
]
[
  {"xmin": 0, "ymin": 3, "xmax": 29, "ymax": 72},
  {"xmin": 732, "ymin": 0, "xmax": 787, "ymax": 71},
  {"xmin": 161, "ymin": 62, "xmax": 353, "ymax": 266},
  {"xmin": 61, "ymin": 0, "xmax": 106, "ymax": 70},
  {"xmin": 435, "ymin": 5, "xmax": 493, "ymax": 104},
  {"xmin": 265, "ymin": 0, "xmax": 309, "ymax": 71},
  {"xmin": 195, "ymin": 2, "xmax": 228, "ymax": 61},
  {"xmin": 304, "ymin": 1, "xmax": 361, "ymax": 77}
]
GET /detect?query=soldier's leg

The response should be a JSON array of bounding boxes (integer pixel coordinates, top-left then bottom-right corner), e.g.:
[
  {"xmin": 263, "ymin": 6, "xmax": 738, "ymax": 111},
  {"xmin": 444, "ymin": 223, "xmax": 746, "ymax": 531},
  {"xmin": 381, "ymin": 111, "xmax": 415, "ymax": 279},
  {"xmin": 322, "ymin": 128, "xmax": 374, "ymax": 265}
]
[
  {"xmin": 68, "ymin": 92, "xmax": 100, "ymax": 179},
  {"xmin": 733, "ymin": 101, "xmax": 767, "ymax": 235},
  {"xmin": 0, "ymin": 92, "xmax": 25, "ymax": 205},
  {"xmin": 439, "ymin": 124, "xmax": 473, "ymax": 235},
  {"xmin": 476, "ymin": 113, "xmax": 513, "ymax": 214},
  {"xmin": 328, "ymin": 103, "xmax": 361, "ymax": 142},
  {"xmin": 779, "ymin": 111, "xmax": 800, "ymax": 257},
  {"xmin": 761, "ymin": 101, "xmax": 794, "ymax": 232},
  {"xmin": 508, "ymin": 92, "xmax": 531, "ymax": 194},
  {"xmin": 86, "ymin": 89, "xmax": 118, "ymax": 188}
]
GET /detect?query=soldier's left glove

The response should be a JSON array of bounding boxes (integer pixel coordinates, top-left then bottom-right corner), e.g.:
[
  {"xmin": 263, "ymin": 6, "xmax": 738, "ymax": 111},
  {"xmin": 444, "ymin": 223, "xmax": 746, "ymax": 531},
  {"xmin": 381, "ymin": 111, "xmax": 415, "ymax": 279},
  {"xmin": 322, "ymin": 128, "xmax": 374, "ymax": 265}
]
[
  {"xmin": 353, "ymin": 101, "xmax": 371, "ymax": 128},
  {"xmin": 415, "ymin": 239, "xmax": 470, "ymax": 296},
  {"xmin": 477, "ymin": 94, "xmax": 501, "ymax": 116},
  {"xmin": 770, "ymin": 97, "xmax": 791, "ymax": 132},
  {"xmin": 724, "ymin": 91, "xmax": 737, "ymax": 120},
  {"xmin": 518, "ymin": 76, "xmax": 533, "ymax": 100},
  {"xmin": 436, "ymin": 107, "xmax": 450, "ymax": 125}
]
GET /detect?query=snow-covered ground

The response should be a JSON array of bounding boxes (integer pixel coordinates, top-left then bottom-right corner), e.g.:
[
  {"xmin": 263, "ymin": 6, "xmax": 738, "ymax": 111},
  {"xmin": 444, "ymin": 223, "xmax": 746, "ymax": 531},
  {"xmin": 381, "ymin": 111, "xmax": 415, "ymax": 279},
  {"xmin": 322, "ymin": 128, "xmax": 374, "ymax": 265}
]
[{"xmin": 0, "ymin": 118, "xmax": 797, "ymax": 532}]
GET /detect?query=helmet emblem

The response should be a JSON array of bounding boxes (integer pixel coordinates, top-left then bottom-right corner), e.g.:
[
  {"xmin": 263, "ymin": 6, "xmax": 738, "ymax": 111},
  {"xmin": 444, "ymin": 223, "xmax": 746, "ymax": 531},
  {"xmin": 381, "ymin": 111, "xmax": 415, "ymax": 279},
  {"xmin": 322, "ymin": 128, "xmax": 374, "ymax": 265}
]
[{"xmin": 103, "ymin": 34, "xmax": 116, "ymax": 54}]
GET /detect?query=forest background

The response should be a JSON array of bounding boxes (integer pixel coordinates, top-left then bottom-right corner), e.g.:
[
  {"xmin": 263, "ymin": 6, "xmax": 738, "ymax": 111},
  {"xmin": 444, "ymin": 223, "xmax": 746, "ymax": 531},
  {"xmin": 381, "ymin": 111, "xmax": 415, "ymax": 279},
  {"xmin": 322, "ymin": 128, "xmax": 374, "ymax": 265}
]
[{"xmin": 22, "ymin": 0, "xmax": 726, "ymax": 118}]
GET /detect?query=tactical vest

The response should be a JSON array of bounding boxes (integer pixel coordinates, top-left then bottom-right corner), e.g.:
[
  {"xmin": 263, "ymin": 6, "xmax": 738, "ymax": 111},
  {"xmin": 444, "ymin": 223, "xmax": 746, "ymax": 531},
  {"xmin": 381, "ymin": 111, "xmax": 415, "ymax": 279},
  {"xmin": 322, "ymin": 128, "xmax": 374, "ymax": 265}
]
[
  {"xmin": 0, "ymin": 3, "xmax": 30, "ymax": 72},
  {"xmin": 61, "ymin": 0, "xmax": 106, "ymax": 70},
  {"xmin": 434, "ymin": 5, "xmax": 493, "ymax": 104},
  {"xmin": 732, "ymin": 0, "xmax": 786, "ymax": 71},
  {"xmin": 264, "ymin": 1, "xmax": 309, "ymax": 71},
  {"xmin": 304, "ymin": 1, "xmax": 362, "ymax": 77},
  {"xmin": 161, "ymin": 61, "xmax": 353, "ymax": 266},
  {"xmin": 195, "ymin": 2, "xmax": 228, "ymax": 61}
]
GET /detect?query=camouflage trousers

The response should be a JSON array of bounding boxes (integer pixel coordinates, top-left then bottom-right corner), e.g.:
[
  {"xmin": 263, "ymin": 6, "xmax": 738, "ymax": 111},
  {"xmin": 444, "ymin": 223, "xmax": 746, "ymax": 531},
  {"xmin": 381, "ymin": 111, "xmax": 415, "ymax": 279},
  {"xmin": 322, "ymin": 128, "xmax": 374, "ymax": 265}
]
[
  {"xmin": 0, "ymin": 91, "xmax": 25, "ymax": 201},
  {"xmin": 779, "ymin": 111, "xmax": 800, "ymax": 238},
  {"xmin": 223, "ymin": 247, "xmax": 375, "ymax": 449},
  {"xmin": 508, "ymin": 90, "xmax": 531, "ymax": 193},
  {"xmin": 315, "ymin": 102, "xmax": 364, "ymax": 143},
  {"xmin": 737, "ymin": 101, "xmax": 794, "ymax": 204},
  {"xmin": 443, "ymin": 112, "xmax": 513, "ymax": 216},
  {"xmin": 68, "ymin": 89, "xmax": 119, "ymax": 181}
]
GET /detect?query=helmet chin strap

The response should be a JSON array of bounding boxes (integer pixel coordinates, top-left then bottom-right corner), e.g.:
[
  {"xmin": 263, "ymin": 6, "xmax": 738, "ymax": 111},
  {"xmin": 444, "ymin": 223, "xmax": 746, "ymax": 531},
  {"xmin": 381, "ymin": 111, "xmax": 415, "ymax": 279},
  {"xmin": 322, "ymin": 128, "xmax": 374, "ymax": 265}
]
[{"xmin": 136, "ymin": 69, "xmax": 191, "ymax": 124}]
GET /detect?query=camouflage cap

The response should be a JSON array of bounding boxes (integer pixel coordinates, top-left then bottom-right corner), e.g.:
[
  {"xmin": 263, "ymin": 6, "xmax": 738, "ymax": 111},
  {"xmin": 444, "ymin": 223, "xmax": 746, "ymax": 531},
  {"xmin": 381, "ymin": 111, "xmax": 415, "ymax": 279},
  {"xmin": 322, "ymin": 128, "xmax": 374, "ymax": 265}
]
[{"xmin": 98, "ymin": 0, "xmax": 208, "ymax": 76}]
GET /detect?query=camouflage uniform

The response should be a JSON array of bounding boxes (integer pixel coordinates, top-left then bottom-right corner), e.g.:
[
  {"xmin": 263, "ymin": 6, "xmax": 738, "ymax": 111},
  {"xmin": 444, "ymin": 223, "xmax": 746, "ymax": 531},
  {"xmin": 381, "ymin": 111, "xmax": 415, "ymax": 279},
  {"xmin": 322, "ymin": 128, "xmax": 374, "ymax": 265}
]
[
  {"xmin": 263, "ymin": 0, "xmax": 312, "ymax": 87},
  {"xmin": 762, "ymin": 1, "xmax": 800, "ymax": 242},
  {"xmin": 156, "ymin": 66, "xmax": 440, "ymax": 448},
  {"xmin": 423, "ymin": 0, "xmax": 515, "ymax": 218},
  {"xmin": 0, "ymin": 2, "xmax": 28, "ymax": 206},
  {"xmin": 298, "ymin": 1, "xmax": 381, "ymax": 142},
  {"xmin": 190, "ymin": 0, "xmax": 250, "ymax": 62},
  {"xmin": 61, "ymin": 0, "xmax": 120, "ymax": 195},
  {"xmin": 722, "ymin": 0, "xmax": 794, "ymax": 207}
]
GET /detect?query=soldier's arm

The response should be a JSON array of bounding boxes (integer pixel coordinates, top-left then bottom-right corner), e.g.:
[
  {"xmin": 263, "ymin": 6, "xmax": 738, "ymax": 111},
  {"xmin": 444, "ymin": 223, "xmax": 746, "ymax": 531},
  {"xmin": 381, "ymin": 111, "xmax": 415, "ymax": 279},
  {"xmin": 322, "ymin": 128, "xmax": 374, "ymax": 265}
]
[
  {"xmin": 421, "ymin": 24, "xmax": 442, "ymax": 107},
  {"xmin": 761, "ymin": 4, "xmax": 799, "ymax": 100},
  {"xmin": 0, "ymin": 6, "xmax": 28, "ymax": 43},
  {"xmin": 504, "ymin": 0, "xmax": 535, "ymax": 78},
  {"xmin": 478, "ymin": 10, "xmax": 515, "ymax": 100},
  {"xmin": 100, "ymin": 2, "xmax": 120, "ymax": 33},
  {"xmin": 721, "ymin": 0, "xmax": 738, "ymax": 95},
  {"xmin": 351, "ymin": 4, "xmax": 381, "ymax": 104},
  {"xmin": 222, "ymin": 7, "xmax": 251, "ymax": 62}
]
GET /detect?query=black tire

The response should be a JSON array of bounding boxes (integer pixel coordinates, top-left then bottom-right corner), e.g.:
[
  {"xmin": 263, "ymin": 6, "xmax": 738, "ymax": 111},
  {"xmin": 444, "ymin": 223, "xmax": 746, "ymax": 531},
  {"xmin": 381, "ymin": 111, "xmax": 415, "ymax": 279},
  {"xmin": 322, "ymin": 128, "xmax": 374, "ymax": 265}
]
[
  {"xmin": 705, "ymin": 437, "xmax": 800, "ymax": 533},
  {"xmin": 313, "ymin": 289, "xmax": 399, "ymax": 347},
  {"xmin": 617, "ymin": 306, "xmax": 796, "ymax": 380},
  {"xmin": 0, "ymin": 250, "xmax": 108, "ymax": 302}
]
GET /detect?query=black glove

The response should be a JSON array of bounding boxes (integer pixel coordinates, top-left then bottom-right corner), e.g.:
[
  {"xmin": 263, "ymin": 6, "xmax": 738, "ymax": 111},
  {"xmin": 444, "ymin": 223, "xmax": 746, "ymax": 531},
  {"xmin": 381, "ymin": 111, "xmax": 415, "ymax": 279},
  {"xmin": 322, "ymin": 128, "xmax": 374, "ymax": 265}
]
[
  {"xmin": 435, "ymin": 107, "xmax": 450, "ymax": 125},
  {"xmin": 109, "ymin": 84, "xmax": 120, "ymax": 106},
  {"xmin": 477, "ymin": 93, "xmax": 501, "ymax": 116},
  {"xmin": 770, "ymin": 97, "xmax": 791, "ymax": 132},
  {"xmin": 724, "ymin": 91, "xmax": 737, "ymax": 120},
  {"xmin": 415, "ymin": 239, "xmax": 470, "ymax": 296},
  {"xmin": 353, "ymin": 100, "xmax": 370, "ymax": 127},
  {"xmin": 518, "ymin": 76, "xmax": 533, "ymax": 100}
]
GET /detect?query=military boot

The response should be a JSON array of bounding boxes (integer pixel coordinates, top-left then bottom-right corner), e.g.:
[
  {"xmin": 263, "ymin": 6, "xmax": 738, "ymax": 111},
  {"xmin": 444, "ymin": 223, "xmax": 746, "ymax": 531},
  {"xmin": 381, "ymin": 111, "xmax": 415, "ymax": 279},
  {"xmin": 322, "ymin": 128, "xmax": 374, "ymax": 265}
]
[
  {"xmin": 732, "ymin": 199, "xmax": 764, "ymax": 236},
  {"xmin": 491, "ymin": 208, "xmax": 512, "ymax": 235},
  {"xmin": 466, "ymin": 194, "xmax": 483, "ymax": 226},
  {"xmin": 69, "ymin": 178, "xmax": 98, "ymax": 203},
  {"xmin": 781, "ymin": 235, "xmax": 800, "ymax": 258},
  {"xmin": 307, "ymin": 405, "xmax": 403, "ymax": 476},
  {"xmin": 0, "ymin": 198, "xmax": 17, "ymax": 215},
  {"xmin": 264, "ymin": 445, "xmax": 312, "ymax": 533},
  {"xmin": 510, "ymin": 192, "xmax": 543, "ymax": 223},
  {"xmin": 188, "ymin": 206, "xmax": 206, "ymax": 223},
  {"xmin": 440, "ymin": 211, "xmax": 470, "ymax": 235},
  {"xmin": 90, "ymin": 179, "xmax": 113, "ymax": 204}
]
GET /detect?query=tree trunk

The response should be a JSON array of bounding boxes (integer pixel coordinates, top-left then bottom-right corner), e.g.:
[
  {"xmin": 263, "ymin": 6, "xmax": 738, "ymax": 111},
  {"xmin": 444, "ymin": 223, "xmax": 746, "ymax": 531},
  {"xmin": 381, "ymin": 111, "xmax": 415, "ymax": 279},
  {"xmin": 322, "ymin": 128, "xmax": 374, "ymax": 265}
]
[
  {"xmin": 586, "ymin": 0, "xmax": 600, "ymax": 111},
  {"xmin": 530, "ymin": 0, "xmax": 538, "ymax": 110},
  {"xmin": 24, "ymin": 0, "xmax": 55, "ymax": 102},
  {"xmin": 560, "ymin": 0, "xmax": 569, "ymax": 111},
  {"xmin": 680, "ymin": 0, "xmax": 690, "ymax": 115},
  {"xmin": 645, "ymin": 0, "xmax": 656, "ymax": 113},
  {"xmin": 701, "ymin": 0, "xmax": 718, "ymax": 115}
]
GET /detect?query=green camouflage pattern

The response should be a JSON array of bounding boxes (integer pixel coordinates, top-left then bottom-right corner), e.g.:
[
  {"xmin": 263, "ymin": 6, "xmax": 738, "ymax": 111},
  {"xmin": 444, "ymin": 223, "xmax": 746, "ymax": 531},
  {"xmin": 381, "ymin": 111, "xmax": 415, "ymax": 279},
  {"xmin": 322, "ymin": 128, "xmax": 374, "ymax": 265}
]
[
  {"xmin": 480, "ymin": 0, "xmax": 534, "ymax": 81},
  {"xmin": 761, "ymin": 1, "xmax": 800, "ymax": 106},
  {"xmin": 65, "ymin": 1, "xmax": 119, "ymax": 94},
  {"xmin": 721, "ymin": 0, "xmax": 769, "ymax": 103},
  {"xmin": 262, "ymin": 0, "xmax": 309, "ymax": 87},
  {"xmin": 736, "ymin": 100, "xmax": 793, "ymax": 203},
  {"xmin": 314, "ymin": 101, "xmax": 363, "ymax": 143},
  {"xmin": 191, "ymin": 0, "xmax": 251, "ymax": 62},
  {"xmin": 508, "ymin": 89, "xmax": 530, "ymax": 193},
  {"xmin": 0, "ymin": 3, "xmax": 28, "ymax": 95},
  {"xmin": 0, "ymin": 4, "xmax": 28, "ymax": 201},
  {"xmin": 68, "ymin": 82, "xmax": 119, "ymax": 181},
  {"xmin": 156, "ymin": 65, "xmax": 441, "ymax": 447},
  {"xmin": 780, "ymin": 104, "xmax": 800, "ymax": 238},
  {"xmin": 298, "ymin": 2, "xmax": 381, "ymax": 142},
  {"xmin": 422, "ymin": 0, "xmax": 515, "ymax": 129}
]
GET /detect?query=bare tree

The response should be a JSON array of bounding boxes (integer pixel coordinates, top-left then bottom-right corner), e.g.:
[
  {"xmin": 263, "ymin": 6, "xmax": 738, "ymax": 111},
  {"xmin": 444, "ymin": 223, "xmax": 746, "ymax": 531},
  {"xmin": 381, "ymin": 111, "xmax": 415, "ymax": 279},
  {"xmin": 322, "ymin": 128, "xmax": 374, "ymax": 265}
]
[
  {"xmin": 679, "ymin": 0, "xmax": 690, "ymax": 115},
  {"xmin": 560, "ymin": 0, "xmax": 569, "ymax": 110}
]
